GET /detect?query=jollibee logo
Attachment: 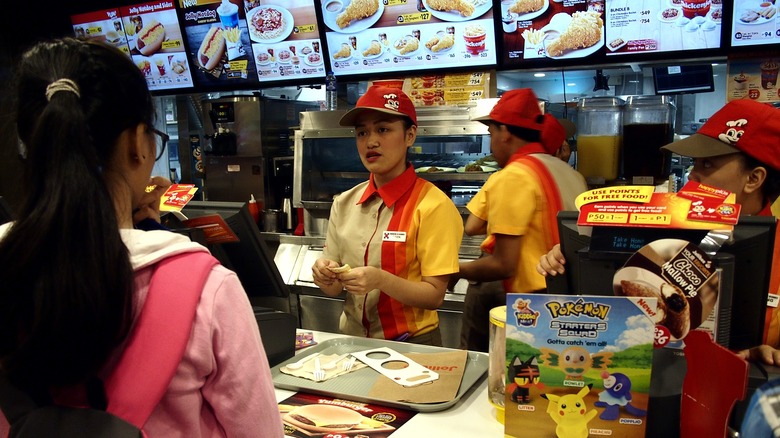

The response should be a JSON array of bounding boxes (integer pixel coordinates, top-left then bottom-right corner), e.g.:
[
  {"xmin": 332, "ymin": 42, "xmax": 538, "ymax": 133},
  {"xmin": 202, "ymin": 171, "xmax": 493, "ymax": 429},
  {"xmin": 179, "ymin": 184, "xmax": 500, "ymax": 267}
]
[
  {"xmin": 383, "ymin": 93, "xmax": 400, "ymax": 112},
  {"xmin": 719, "ymin": 118, "xmax": 748, "ymax": 145}
]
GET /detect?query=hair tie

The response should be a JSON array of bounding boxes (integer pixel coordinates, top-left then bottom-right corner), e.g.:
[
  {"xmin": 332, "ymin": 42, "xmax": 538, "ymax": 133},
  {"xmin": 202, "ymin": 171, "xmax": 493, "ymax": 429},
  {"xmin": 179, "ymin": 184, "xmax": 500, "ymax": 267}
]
[{"xmin": 45, "ymin": 78, "xmax": 81, "ymax": 101}]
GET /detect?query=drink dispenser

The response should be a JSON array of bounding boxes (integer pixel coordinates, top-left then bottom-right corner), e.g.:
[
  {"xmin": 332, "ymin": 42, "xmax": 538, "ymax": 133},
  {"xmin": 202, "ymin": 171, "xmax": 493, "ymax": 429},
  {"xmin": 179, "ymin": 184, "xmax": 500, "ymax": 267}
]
[
  {"xmin": 576, "ymin": 97, "xmax": 625, "ymax": 184},
  {"xmin": 622, "ymin": 95, "xmax": 676, "ymax": 184}
]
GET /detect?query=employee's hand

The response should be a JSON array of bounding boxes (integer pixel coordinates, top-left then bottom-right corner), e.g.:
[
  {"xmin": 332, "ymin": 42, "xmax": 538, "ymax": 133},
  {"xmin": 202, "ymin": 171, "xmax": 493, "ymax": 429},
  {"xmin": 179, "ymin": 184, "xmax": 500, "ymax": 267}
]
[
  {"xmin": 337, "ymin": 266, "xmax": 382, "ymax": 296},
  {"xmin": 536, "ymin": 243, "xmax": 567, "ymax": 277},
  {"xmin": 736, "ymin": 345, "xmax": 780, "ymax": 366},
  {"xmin": 311, "ymin": 258, "xmax": 341, "ymax": 287},
  {"xmin": 133, "ymin": 176, "xmax": 172, "ymax": 225}
]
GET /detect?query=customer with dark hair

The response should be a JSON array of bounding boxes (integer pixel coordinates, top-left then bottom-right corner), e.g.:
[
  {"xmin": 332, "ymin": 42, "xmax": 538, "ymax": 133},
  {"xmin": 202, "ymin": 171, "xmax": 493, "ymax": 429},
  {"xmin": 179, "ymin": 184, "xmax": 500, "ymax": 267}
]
[
  {"xmin": 449, "ymin": 88, "xmax": 587, "ymax": 352},
  {"xmin": 537, "ymin": 99, "xmax": 780, "ymax": 365},
  {"xmin": 0, "ymin": 38, "xmax": 282, "ymax": 436}
]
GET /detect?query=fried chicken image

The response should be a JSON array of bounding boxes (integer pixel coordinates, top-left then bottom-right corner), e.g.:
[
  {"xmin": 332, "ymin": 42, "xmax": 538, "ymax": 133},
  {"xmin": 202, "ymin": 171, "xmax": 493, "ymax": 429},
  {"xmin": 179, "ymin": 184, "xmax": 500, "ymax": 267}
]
[
  {"xmin": 336, "ymin": 0, "xmax": 380, "ymax": 29},
  {"xmin": 426, "ymin": 0, "xmax": 475, "ymax": 17},
  {"xmin": 429, "ymin": 34, "xmax": 454, "ymax": 52},
  {"xmin": 546, "ymin": 10, "xmax": 603, "ymax": 57},
  {"xmin": 333, "ymin": 43, "xmax": 351, "ymax": 59},
  {"xmin": 362, "ymin": 40, "xmax": 382, "ymax": 57},
  {"xmin": 509, "ymin": 0, "xmax": 544, "ymax": 14},
  {"xmin": 395, "ymin": 36, "xmax": 419, "ymax": 55}
]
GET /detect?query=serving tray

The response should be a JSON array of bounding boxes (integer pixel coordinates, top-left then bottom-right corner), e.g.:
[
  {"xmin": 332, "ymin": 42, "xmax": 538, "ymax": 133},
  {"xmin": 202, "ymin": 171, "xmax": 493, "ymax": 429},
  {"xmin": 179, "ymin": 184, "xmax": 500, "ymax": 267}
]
[{"xmin": 271, "ymin": 337, "xmax": 488, "ymax": 412}]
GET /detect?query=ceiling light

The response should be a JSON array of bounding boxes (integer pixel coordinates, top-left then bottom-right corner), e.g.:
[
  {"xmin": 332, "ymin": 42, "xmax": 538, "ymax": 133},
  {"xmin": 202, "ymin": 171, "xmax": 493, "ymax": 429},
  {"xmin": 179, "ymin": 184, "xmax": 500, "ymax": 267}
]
[
  {"xmin": 534, "ymin": 73, "xmax": 546, "ymax": 78},
  {"xmin": 567, "ymin": 82, "xmax": 576, "ymax": 86}
]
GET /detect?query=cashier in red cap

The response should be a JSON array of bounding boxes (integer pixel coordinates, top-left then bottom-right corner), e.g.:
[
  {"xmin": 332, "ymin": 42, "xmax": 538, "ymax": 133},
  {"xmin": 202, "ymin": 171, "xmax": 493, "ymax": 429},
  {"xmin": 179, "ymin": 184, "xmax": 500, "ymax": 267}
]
[
  {"xmin": 310, "ymin": 85, "xmax": 463, "ymax": 346},
  {"xmin": 538, "ymin": 99, "xmax": 780, "ymax": 364},
  {"xmin": 449, "ymin": 88, "xmax": 588, "ymax": 352}
]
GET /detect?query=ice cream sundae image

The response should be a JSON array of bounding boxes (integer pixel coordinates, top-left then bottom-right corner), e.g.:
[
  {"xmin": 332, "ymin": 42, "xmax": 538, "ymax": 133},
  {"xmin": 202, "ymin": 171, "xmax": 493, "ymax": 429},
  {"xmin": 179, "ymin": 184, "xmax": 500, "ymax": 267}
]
[{"xmin": 733, "ymin": 72, "xmax": 748, "ymax": 90}]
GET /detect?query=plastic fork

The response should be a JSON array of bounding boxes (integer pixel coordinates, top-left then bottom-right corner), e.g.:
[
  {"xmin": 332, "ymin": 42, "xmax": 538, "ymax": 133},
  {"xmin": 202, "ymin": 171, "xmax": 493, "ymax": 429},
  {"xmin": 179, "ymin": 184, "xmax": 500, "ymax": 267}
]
[
  {"xmin": 322, "ymin": 353, "xmax": 350, "ymax": 371},
  {"xmin": 342, "ymin": 356, "xmax": 357, "ymax": 372},
  {"xmin": 312, "ymin": 357, "xmax": 325, "ymax": 381}
]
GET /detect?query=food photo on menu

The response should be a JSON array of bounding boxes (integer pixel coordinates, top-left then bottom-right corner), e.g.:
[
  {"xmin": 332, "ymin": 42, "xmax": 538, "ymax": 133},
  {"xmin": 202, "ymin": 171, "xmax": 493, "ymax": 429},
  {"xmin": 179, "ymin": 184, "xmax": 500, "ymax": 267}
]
[
  {"xmin": 244, "ymin": 0, "xmax": 326, "ymax": 82},
  {"xmin": 118, "ymin": 1, "xmax": 194, "ymax": 91},
  {"xmin": 178, "ymin": 0, "xmax": 259, "ymax": 85},
  {"xmin": 731, "ymin": 0, "xmax": 779, "ymax": 47},
  {"xmin": 503, "ymin": 0, "xmax": 606, "ymax": 63},
  {"xmin": 320, "ymin": 0, "xmax": 496, "ymax": 76}
]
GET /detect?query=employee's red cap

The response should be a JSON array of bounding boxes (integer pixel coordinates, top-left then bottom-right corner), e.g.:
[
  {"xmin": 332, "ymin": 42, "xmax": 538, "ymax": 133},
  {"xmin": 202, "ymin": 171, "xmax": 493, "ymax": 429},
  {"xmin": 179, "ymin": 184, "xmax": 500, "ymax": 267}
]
[
  {"xmin": 339, "ymin": 85, "xmax": 417, "ymax": 126},
  {"xmin": 662, "ymin": 99, "xmax": 780, "ymax": 172},
  {"xmin": 471, "ymin": 88, "xmax": 565, "ymax": 154}
]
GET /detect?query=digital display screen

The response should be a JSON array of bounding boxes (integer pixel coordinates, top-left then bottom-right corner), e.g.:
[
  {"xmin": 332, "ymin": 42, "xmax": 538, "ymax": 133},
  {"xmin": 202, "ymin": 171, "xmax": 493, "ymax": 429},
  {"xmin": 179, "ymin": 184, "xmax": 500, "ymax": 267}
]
[
  {"xmin": 319, "ymin": 0, "xmax": 497, "ymax": 78},
  {"xmin": 178, "ymin": 0, "xmax": 325, "ymax": 89},
  {"xmin": 72, "ymin": 2, "xmax": 195, "ymax": 92},
  {"xmin": 730, "ymin": 0, "xmax": 780, "ymax": 47},
  {"xmin": 502, "ymin": 0, "xmax": 722, "ymax": 66}
]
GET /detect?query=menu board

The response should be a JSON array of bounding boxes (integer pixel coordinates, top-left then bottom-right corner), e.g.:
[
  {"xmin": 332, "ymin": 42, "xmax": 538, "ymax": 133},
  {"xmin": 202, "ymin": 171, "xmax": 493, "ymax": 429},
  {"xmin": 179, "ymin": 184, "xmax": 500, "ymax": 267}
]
[
  {"xmin": 502, "ymin": 0, "xmax": 721, "ymax": 66},
  {"xmin": 319, "ymin": 0, "xmax": 497, "ymax": 77},
  {"xmin": 178, "ymin": 0, "xmax": 325, "ymax": 88},
  {"xmin": 71, "ymin": 3, "xmax": 195, "ymax": 92},
  {"xmin": 604, "ymin": 0, "xmax": 722, "ymax": 56},
  {"xmin": 731, "ymin": 0, "xmax": 780, "ymax": 47}
]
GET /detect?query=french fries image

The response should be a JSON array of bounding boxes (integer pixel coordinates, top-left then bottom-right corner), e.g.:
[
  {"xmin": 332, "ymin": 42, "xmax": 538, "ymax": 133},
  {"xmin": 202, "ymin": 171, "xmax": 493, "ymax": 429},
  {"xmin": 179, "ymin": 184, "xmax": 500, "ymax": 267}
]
[
  {"xmin": 521, "ymin": 28, "xmax": 544, "ymax": 46},
  {"xmin": 223, "ymin": 27, "xmax": 241, "ymax": 44}
]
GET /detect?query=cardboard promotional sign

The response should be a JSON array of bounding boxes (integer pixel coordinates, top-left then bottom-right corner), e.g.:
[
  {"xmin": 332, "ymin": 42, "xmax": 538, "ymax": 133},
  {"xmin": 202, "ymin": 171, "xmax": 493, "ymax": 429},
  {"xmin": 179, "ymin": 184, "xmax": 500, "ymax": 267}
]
[
  {"xmin": 575, "ymin": 182, "xmax": 740, "ymax": 230},
  {"xmin": 504, "ymin": 293, "xmax": 656, "ymax": 438}
]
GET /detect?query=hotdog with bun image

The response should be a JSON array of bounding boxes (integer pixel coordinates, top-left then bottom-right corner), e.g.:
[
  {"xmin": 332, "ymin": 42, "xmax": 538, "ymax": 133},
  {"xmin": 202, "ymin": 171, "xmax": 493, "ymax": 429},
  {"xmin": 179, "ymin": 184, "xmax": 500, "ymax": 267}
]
[
  {"xmin": 199, "ymin": 26, "xmax": 226, "ymax": 71},
  {"xmin": 136, "ymin": 19, "xmax": 166, "ymax": 56}
]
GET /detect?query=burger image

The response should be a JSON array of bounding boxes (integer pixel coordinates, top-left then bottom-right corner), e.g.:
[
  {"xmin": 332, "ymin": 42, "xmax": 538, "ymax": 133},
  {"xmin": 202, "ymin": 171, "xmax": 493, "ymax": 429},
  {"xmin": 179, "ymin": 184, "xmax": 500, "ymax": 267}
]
[{"xmin": 284, "ymin": 404, "xmax": 364, "ymax": 433}]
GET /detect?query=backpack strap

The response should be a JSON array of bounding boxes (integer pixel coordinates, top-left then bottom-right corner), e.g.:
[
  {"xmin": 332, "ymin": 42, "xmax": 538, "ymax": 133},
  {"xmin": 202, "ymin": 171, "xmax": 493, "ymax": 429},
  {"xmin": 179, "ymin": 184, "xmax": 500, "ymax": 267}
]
[{"xmin": 104, "ymin": 251, "xmax": 218, "ymax": 429}]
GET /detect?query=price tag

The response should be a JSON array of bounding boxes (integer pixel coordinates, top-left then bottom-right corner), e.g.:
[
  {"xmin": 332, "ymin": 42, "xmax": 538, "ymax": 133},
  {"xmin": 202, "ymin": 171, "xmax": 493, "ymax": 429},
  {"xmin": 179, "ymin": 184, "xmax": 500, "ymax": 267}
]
[
  {"xmin": 162, "ymin": 39, "xmax": 182, "ymax": 49},
  {"xmin": 386, "ymin": 0, "xmax": 408, "ymax": 5},
  {"xmin": 586, "ymin": 212, "xmax": 629, "ymax": 224},
  {"xmin": 295, "ymin": 24, "xmax": 315, "ymax": 33},
  {"xmin": 630, "ymin": 213, "xmax": 671, "ymax": 225},
  {"xmin": 86, "ymin": 26, "xmax": 103, "ymax": 35},
  {"xmin": 397, "ymin": 12, "xmax": 431, "ymax": 24},
  {"xmin": 229, "ymin": 60, "xmax": 248, "ymax": 70}
]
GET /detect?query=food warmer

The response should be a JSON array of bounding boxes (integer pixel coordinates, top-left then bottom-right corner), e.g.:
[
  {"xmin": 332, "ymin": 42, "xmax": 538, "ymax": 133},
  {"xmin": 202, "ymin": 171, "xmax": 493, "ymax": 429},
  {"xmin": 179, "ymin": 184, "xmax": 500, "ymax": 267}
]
[{"xmin": 274, "ymin": 106, "xmax": 494, "ymax": 348}]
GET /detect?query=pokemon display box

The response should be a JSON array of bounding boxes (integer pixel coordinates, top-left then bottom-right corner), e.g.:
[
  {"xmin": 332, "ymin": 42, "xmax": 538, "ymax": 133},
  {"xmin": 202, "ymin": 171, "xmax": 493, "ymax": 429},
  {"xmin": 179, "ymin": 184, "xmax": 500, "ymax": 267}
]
[{"xmin": 504, "ymin": 293, "xmax": 657, "ymax": 438}]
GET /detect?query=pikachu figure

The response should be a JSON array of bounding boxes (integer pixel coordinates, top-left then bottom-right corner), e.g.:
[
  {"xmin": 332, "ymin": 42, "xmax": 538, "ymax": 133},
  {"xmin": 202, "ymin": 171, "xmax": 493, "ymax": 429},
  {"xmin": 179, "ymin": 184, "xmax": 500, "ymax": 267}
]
[{"xmin": 541, "ymin": 384, "xmax": 597, "ymax": 438}]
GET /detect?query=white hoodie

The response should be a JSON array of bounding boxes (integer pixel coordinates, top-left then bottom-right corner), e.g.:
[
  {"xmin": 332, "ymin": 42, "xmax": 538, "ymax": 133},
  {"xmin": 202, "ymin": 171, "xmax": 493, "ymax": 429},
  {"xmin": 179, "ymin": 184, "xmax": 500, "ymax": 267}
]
[{"xmin": 0, "ymin": 224, "xmax": 284, "ymax": 437}]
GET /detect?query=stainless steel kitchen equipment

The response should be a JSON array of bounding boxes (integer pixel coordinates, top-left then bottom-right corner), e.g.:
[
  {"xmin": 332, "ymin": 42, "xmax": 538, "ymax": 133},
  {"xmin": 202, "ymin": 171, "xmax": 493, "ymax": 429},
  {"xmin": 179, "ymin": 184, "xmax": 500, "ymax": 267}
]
[{"xmin": 275, "ymin": 105, "xmax": 494, "ymax": 348}]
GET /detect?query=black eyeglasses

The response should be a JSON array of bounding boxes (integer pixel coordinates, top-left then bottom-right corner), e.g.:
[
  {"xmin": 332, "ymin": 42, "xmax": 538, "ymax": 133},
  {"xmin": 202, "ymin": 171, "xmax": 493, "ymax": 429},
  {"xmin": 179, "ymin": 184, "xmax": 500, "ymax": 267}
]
[{"xmin": 150, "ymin": 127, "xmax": 169, "ymax": 161}]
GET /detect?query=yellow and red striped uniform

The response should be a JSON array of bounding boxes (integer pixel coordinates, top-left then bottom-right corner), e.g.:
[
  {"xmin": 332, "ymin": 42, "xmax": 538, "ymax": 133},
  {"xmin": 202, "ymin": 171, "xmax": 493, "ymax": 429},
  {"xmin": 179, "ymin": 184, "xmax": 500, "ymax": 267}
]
[{"xmin": 323, "ymin": 165, "xmax": 463, "ymax": 340}]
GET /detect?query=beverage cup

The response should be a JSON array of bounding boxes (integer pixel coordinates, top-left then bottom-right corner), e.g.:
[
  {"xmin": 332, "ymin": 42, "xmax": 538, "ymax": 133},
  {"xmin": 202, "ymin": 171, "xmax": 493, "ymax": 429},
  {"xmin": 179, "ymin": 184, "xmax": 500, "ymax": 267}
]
[
  {"xmin": 218, "ymin": 0, "xmax": 239, "ymax": 29},
  {"xmin": 761, "ymin": 61, "xmax": 779, "ymax": 89}
]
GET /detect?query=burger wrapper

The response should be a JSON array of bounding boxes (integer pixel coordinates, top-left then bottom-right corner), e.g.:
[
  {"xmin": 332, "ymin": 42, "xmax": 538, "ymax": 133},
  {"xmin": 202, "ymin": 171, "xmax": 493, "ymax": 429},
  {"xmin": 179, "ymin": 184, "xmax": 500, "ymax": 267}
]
[
  {"xmin": 368, "ymin": 350, "xmax": 468, "ymax": 403},
  {"xmin": 279, "ymin": 354, "xmax": 368, "ymax": 381}
]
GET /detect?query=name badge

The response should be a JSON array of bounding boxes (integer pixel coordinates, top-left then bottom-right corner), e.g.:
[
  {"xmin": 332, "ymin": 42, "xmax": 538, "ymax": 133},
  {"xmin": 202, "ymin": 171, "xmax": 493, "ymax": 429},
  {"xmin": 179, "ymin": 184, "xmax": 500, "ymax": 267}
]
[
  {"xmin": 383, "ymin": 231, "xmax": 406, "ymax": 242},
  {"xmin": 768, "ymin": 293, "xmax": 779, "ymax": 308}
]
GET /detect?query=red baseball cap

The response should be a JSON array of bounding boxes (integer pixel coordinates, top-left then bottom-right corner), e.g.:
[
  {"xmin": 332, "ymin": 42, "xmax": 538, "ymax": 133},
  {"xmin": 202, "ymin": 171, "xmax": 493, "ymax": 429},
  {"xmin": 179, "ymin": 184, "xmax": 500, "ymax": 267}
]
[
  {"xmin": 661, "ymin": 99, "xmax": 780, "ymax": 172},
  {"xmin": 471, "ymin": 88, "xmax": 544, "ymax": 130},
  {"xmin": 339, "ymin": 85, "xmax": 417, "ymax": 126},
  {"xmin": 472, "ymin": 88, "xmax": 565, "ymax": 153}
]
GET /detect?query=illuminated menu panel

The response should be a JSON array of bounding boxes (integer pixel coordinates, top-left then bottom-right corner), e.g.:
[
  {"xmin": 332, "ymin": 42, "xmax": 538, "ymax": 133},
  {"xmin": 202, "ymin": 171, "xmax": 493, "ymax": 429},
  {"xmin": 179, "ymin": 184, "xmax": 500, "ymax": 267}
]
[
  {"xmin": 320, "ymin": 0, "xmax": 497, "ymax": 77},
  {"xmin": 730, "ymin": 0, "xmax": 780, "ymax": 47},
  {"xmin": 501, "ymin": 0, "xmax": 721, "ymax": 66},
  {"xmin": 178, "ymin": 0, "xmax": 325, "ymax": 88},
  {"xmin": 604, "ymin": 0, "xmax": 721, "ymax": 56},
  {"xmin": 72, "ymin": 3, "xmax": 195, "ymax": 92}
]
